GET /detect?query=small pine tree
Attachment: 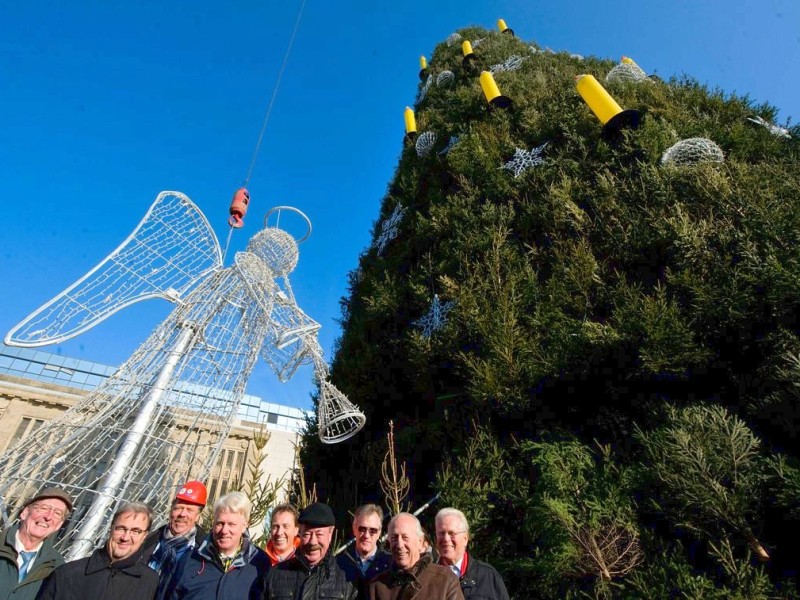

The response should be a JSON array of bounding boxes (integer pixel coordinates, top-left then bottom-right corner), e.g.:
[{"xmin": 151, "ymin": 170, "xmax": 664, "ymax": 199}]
[{"xmin": 636, "ymin": 403, "xmax": 770, "ymax": 561}]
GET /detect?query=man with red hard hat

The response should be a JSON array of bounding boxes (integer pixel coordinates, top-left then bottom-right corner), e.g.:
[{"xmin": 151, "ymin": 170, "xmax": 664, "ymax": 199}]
[{"xmin": 142, "ymin": 480, "xmax": 207, "ymax": 589}]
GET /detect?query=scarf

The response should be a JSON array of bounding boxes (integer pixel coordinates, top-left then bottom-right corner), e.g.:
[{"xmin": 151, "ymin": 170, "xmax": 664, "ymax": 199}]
[{"xmin": 149, "ymin": 527, "xmax": 197, "ymax": 573}]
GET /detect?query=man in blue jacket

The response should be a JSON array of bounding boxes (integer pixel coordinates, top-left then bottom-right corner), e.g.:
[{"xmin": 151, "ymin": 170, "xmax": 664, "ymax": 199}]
[
  {"xmin": 0, "ymin": 488, "xmax": 72, "ymax": 600},
  {"xmin": 165, "ymin": 492, "xmax": 268, "ymax": 600}
]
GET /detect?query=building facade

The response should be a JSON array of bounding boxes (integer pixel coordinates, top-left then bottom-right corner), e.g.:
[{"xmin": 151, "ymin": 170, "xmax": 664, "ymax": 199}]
[{"xmin": 0, "ymin": 343, "xmax": 307, "ymax": 535}]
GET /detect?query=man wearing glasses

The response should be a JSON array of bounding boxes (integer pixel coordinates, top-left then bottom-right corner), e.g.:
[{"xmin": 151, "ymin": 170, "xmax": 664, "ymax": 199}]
[
  {"xmin": 337, "ymin": 504, "xmax": 390, "ymax": 584},
  {"xmin": 263, "ymin": 502, "xmax": 356, "ymax": 599},
  {"xmin": 0, "ymin": 487, "xmax": 72, "ymax": 600},
  {"xmin": 37, "ymin": 502, "xmax": 158, "ymax": 600},
  {"xmin": 435, "ymin": 508, "xmax": 508, "ymax": 600}
]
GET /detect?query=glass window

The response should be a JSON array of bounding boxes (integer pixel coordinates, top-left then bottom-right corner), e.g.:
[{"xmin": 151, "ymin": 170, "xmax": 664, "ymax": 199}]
[{"xmin": 10, "ymin": 418, "xmax": 32, "ymax": 443}]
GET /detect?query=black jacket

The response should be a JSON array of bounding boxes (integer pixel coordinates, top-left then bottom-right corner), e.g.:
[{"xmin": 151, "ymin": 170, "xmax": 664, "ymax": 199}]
[
  {"xmin": 35, "ymin": 546, "xmax": 158, "ymax": 600},
  {"xmin": 458, "ymin": 555, "xmax": 509, "ymax": 600},
  {"xmin": 263, "ymin": 551, "xmax": 356, "ymax": 600}
]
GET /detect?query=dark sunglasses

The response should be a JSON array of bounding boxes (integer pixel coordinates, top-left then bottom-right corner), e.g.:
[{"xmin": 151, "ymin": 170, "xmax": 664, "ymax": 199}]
[{"xmin": 357, "ymin": 526, "xmax": 380, "ymax": 536}]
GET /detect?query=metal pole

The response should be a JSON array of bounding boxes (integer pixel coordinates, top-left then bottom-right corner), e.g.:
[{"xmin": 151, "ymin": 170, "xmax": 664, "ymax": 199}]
[{"xmin": 66, "ymin": 324, "xmax": 196, "ymax": 560}]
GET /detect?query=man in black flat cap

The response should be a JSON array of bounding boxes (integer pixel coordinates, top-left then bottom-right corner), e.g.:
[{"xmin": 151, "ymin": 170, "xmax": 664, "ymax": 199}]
[
  {"xmin": 0, "ymin": 487, "xmax": 72, "ymax": 600},
  {"xmin": 261, "ymin": 502, "xmax": 356, "ymax": 600}
]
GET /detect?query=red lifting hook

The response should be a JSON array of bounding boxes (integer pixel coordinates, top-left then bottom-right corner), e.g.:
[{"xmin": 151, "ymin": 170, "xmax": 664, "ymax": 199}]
[{"xmin": 228, "ymin": 188, "xmax": 250, "ymax": 228}]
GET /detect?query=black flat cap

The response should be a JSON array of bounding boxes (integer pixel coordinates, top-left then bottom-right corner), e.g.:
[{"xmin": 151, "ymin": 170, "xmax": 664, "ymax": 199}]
[
  {"xmin": 25, "ymin": 487, "xmax": 73, "ymax": 512},
  {"xmin": 298, "ymin": 502, "xmax": 335, "ymax": 527}
]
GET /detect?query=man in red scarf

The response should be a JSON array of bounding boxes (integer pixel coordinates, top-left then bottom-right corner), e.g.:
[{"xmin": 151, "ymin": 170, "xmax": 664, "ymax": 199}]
[
  {"xmin": 435, "ymin": 508, "xmax": 509, "ymax": 600},
  {"xmin": 264, "ymin": 505, "xmax": 299, "ymax": 566}
]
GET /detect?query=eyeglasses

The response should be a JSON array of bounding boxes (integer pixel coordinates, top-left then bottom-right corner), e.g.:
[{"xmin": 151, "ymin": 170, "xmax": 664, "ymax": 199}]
[
  {"xmin": 30, "ymin": 503, "xmax": 67, "ymax": 520},
  {"xmin": 357, "ymin": 526, "xmax": 380, "ymax": 536},
  {"xmin": 435, "ymin": 530, "xmax": 466, "ymax": 540},
  {"xmin": 113, "ymin": 526, "xmax": 148, "ymax": 537}
]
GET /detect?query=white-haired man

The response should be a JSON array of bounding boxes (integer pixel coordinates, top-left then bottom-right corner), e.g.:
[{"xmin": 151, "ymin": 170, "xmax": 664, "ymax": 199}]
[
  {"xmin": 435, "ymin": 507, "xmax": 508, "ymax": 599},
  {"xmin": 165, "ymin": 491, "xmax": 268, "ymax": 600},
  {"xmin": 367, "ymin": 513, "xmax": 463, "ymax": 600}
]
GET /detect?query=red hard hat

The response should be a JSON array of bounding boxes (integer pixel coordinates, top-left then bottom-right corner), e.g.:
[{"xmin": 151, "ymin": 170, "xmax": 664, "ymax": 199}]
[{"xmin": 175, "ymin": 480, "xmax": 207, "ymax": 507}]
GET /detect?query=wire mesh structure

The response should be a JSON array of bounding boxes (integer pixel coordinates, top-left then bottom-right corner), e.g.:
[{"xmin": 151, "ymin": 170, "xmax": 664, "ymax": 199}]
[
  {"xmin": 1, "ymin": 192, "xmax": 364, "ymax": 559},
  {"xmin": 661, "ymin": 138, "xmax": 725, "ymax": 167},
  {"xmin": 415, "ymin": 131, "xmax": 437, "ymax": 157},
  {"xmin": 436, "ymin": 71, "xmax": 455, "ymax": 88},
  {"xmin": 605, "ymin": 63, "xmax": 648, "ymax": 84},
  {"xmin": 446, "ymin": 33, "xmax": 462, "ymax": 47}
]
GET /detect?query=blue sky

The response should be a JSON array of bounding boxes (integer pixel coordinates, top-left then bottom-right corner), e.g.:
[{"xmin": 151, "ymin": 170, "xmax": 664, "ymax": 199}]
[{"xmin": 1, "ymin": 0, "xmax": 798, "ymax": 411}]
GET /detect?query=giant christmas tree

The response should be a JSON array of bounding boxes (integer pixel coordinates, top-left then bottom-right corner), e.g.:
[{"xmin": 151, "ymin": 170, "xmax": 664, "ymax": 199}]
[{"xmin": 301, "ymin": 23, "xmax": 800, "ymax": 598}]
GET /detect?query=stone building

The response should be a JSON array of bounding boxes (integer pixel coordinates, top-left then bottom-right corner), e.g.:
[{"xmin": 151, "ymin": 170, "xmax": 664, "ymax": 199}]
[{"xmin": 0, "ymin": 342, "xmax": 306, "ymax": 537}]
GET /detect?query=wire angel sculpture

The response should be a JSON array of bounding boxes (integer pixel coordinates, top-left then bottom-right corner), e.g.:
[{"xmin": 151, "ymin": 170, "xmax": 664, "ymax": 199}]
[{"xmin": 0, "ymin": 191, "xmax": 365, "ymax": 558}]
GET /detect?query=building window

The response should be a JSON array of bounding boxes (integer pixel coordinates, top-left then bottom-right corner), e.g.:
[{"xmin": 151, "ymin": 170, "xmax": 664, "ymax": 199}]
[{"xmin": 9, "ymin": 417, "xmax": 44, "ymax": 445}]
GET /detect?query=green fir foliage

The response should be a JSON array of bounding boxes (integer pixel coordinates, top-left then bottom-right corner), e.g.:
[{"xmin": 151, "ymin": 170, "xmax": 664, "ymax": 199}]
[{"xmin": 300, "ymin": 23, "xmax": 800, "ymax": 597}]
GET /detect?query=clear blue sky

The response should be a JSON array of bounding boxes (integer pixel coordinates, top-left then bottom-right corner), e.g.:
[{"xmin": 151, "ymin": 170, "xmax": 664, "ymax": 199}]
[{"xmin": 1, "ymin": 0, "xmax": 798, "ymax": 411}]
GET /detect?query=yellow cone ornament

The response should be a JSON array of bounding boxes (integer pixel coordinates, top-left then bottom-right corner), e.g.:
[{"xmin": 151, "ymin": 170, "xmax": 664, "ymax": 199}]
[
  {"xmin": 404, "ymin": 106, "xmax": 417, "ymax": 141},
  {"xmin": 462, "ymin": 40, "xmax": 476, "ymax": 66},
  {"xmin": 419, "ymin": 55, "xmax": 428, "ymax": 81},
  {"xmin": 480, "ymin": 71, "xmax": 511, "ymax": 109},
  {"xmin": 497, "ymin": 18, "xmax": 514, "ymax": 36},
  {"xmin": 575, "ymin": 74, "xmax": 640, "ymax": 139}
]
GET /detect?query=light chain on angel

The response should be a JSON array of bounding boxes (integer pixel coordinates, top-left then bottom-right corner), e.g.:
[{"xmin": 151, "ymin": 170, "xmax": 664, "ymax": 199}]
[
  {"xmin": 0, "ymin": 193, "xmax": 365, "ymax": 560},
  {"xmin": 502, "ymin": 142, "xmax": 548, "ymax": 178},
  {"xmin": 413, "ymin": 295, "xmax": 456, "ymax": 339},
  {"xmin": 373, "ymin": 203, "xmax": 407, "ymax": 255}
]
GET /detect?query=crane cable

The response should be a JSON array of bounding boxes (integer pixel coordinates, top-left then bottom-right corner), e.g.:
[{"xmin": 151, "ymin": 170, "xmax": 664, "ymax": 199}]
[
  {"xmin": 223, "ymin": 0, "xmax": 307, "ymax": 262},
  {"xmin": 243, "ymin": 0, "xmax": 307, "ymax": 189}
]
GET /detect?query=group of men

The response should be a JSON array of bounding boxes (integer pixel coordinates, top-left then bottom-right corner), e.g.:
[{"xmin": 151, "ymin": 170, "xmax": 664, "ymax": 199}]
[{"xmin": 1, "ymin": 482, "xmax": 509, "ymax": 600}]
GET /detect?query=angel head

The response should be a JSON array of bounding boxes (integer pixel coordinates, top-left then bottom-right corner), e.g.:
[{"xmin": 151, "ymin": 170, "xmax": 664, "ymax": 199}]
[{"xmin": 246, "ymin": 227, "xmax": 300, "ymax": 277}]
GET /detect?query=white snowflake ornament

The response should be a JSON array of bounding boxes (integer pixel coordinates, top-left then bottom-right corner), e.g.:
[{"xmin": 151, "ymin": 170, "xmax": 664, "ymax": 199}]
[
  {"xmin": 502, "ymin": 143, "xmax": 548, "ymax": 178},
  {"xmin": 413, "ymin": 294, "xmax": 456, "ymax": 338},
  {"xmin": 373, "ymin": 203, "xmax": 407, "ymax": 255}
]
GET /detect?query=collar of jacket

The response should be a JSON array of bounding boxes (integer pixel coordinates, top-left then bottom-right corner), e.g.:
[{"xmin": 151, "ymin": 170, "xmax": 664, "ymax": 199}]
[
  {"xmin": 388, "ymin": 552, "xmax": 432, "ymax": 587},
  {"xmin": 197, "ymin": 532, "xmax": 257, "ymax": 570},
  {"xmin": 265, "ymin": 536, "xmax": 300, "ymax": 564},
  {"xmin": 85, "ymin": 546, "xmax": 149, "ymax": 576},
  {"xmin": 0, "ymin": 524, "xmax": 59, "ymax": 564},
  {"xmin": 286, "ymin": 548, "xmax": 335, "ymax": 576}
]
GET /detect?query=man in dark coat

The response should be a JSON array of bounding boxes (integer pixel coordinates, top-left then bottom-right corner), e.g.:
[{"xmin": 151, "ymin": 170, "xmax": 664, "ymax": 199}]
[
  {"xmin": 435, "ymin": 508, "xmax": 508, "ymax": 600},
  {"xmin": 164, "ymin": 491, "xmax": 268, "ymax": 600},
  {"xmin": 142, "ymin": 480, "xmax": 207, "ymax": 596},
  {"xmin": 366, "ymin": 513, "xmax": 463, "ymax": 600},
  {"xmin": 262, "ymin": 502, "xmax": 356, "ymax": 600},
  {"xmin": 0, "ymin": 487, "xmax": 72, "ymax": 600},
  {"xmin": 35, "ymin": 501, "xmax": 158, "ymax": 600},
  {"xmin": 336, "ymin": 503, "xmax": 390, "ymax": 584}
]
